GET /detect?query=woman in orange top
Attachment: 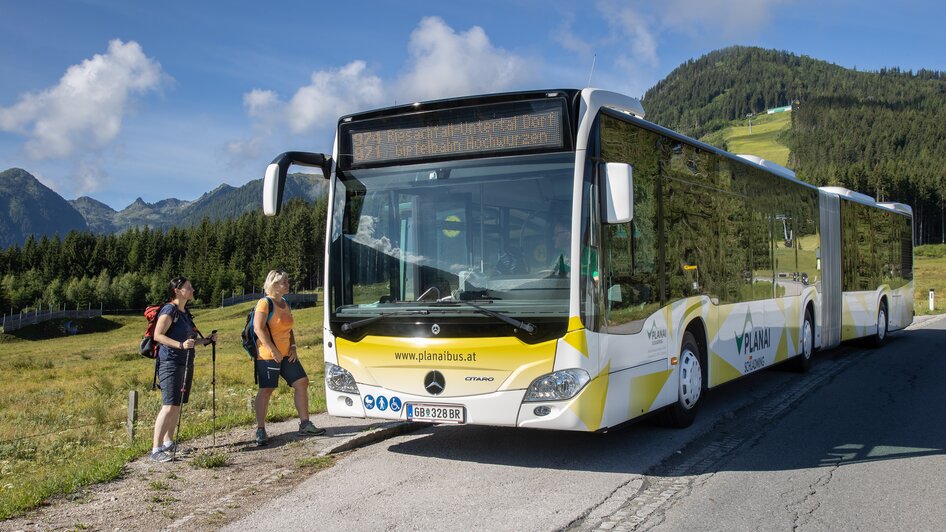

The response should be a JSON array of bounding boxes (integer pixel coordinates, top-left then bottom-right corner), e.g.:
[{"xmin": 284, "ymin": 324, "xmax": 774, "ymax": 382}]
[{"xmin": 253, "ymin": 269, "xmax": 325, "ymax": 445}]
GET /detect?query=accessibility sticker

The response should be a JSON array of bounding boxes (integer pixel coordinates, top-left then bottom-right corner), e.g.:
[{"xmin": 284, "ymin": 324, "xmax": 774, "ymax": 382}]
[
  {"xmin": 364, "ymin": 395, "xmax": 375, "ymax": 410},
  {"xmin": 377, "ymin": 395, "xmax": 389, "ymax": 412},
  {"xmin": 390, "ymin": 397, "xmax": 402, "ymax": 412}
]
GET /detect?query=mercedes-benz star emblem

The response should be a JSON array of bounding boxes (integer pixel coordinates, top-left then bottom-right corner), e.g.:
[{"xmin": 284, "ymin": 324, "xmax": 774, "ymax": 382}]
[
  {"xmin": 431, "ymin": 323, "xmax": 441, "ymax": 335},
  {"xmin": 424, "ymin": 370, "xmax": 445, "ymax": 395}
]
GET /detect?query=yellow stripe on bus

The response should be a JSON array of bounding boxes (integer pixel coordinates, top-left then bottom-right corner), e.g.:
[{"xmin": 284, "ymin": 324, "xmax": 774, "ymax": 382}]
[
  {"xmin": 629, "ymin": 369, "xmax": 673, "ymax": 416},
  {"xmin": 571, "ymin": 362, "xmax": 609, "ymax": 431}
]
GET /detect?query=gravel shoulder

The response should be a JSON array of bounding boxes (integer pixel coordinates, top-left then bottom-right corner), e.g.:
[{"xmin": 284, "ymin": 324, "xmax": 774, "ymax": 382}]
[{"xmin": 4, "ymin": 414, "xmax": 412, "ymax": 531}]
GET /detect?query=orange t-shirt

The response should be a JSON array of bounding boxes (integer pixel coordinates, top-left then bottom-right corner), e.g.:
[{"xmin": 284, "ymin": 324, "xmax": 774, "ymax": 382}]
[{"xmin": 255, "ymin": 297, "xmax": 293, "ymax": 360}]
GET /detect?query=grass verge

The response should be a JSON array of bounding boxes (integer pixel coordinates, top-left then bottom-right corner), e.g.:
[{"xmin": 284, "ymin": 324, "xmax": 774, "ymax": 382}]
[
  {"xmin": 0, "ymin": 300, "xmax": 325, "ymax": 520},
  {"xmin": 914, "ymin": 246, "xmax": 946, "ymax": 315}
]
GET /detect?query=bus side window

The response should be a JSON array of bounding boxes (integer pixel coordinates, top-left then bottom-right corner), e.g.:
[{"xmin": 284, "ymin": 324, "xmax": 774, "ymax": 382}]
[{"xmin": 598, "ymin": 114, "xmax": 660, "ymax": 334}]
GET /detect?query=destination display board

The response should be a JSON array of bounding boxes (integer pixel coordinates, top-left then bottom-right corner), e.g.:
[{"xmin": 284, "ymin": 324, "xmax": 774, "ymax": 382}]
[{"xmin": 342, "ymin": 99, "xmax": 566, "ymax": 166}]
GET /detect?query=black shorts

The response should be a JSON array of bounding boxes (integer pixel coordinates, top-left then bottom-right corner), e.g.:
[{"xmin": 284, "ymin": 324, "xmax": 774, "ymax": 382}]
[
  {"xmin": 256, "ymin": 358, "xmax": 307, "ymax": 389},
  {"xmin": 158, "ymin": 359, "xmax": 194, "ymax": 406}
]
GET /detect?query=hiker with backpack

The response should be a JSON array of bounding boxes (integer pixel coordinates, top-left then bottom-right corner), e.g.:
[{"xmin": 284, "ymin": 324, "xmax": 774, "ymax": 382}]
[
  {"xmin": 252, "ymin": 269, "xmax": 325, "ymax": 445},
  {"xmin": 150, "ymin": 276, "xmax": 218, "ymax": 462}
]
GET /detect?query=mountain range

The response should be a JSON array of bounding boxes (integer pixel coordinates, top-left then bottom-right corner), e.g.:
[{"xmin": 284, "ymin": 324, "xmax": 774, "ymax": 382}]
[{"xmin": 0, "ymin": 167, "xmax": 327, "ymax": 247}]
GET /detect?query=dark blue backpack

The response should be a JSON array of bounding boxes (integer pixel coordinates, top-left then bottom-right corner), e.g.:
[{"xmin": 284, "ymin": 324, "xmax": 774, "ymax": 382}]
[{"xmin": 241, "ymin": 297, "xmax": 274, "ymax": 383}]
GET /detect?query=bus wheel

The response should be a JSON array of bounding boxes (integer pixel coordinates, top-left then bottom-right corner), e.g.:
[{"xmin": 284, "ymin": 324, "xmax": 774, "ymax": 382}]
[
  {"xmin": 662, "ymin": 331, "xmax": 703, "ymax": 428},
  {"xmin": 790, "ymin": 309, "xmax": 814, "ymax": 372},
  {"xmin": 870, "ymin": 302, "xmax": 888, "ymax": 348}
]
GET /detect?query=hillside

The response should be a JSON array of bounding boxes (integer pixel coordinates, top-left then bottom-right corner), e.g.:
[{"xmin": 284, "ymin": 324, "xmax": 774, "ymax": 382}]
[
  {"xmin": 177, "ymin": 173, "xmax": 328, "ymax": 227},
  {"xmin": 701, "ymin": 111, "xmax": 792, "ymax": 166},
  {"xmin": 0, "ymin": 169, "xmax": 89, "ymax": 248},
  {"xmin": 644, "ymin": 46, "xmax": 946, "ymax": 244}
]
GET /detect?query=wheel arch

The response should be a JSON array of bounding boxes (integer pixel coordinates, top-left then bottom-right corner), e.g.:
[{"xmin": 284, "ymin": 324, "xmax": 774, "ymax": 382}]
[
  {"xmin": 683, "ymin": 317, "xmax": 709, "ymax": 385},
  {"xmin": 805, "ymin": 299, "xmax": 816, "ymax": 349}
]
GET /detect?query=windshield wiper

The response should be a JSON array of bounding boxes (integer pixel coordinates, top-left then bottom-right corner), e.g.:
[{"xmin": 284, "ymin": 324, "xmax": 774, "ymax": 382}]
[
  {"xmin": 340, "ymin": 310, "xmax": 429, "ymax": 332},
  {"xmin": 452, "ymin": 300, "xmax": 536, "ymax": 335}
]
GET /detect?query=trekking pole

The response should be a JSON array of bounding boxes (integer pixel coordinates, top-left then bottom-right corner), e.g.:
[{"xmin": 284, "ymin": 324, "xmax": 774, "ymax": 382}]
[
  {"xmin": 175, "ymin": 336, "xmax": 196, "ymax": 450},
  {"xmin": 210, "ymin": 329, "xmax": 218, "ymax": 448}
]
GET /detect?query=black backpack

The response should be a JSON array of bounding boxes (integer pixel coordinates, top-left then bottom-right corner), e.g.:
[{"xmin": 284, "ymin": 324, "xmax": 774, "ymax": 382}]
[{"xmin": 241, "ymin": 297, "xmax": 275, "ymax": 383}]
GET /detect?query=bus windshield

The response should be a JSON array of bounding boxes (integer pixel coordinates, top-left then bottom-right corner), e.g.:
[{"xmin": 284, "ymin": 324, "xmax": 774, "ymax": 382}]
[{"xmin": 329, "ymin": 152, "xmax": 574, "ymax": 322}]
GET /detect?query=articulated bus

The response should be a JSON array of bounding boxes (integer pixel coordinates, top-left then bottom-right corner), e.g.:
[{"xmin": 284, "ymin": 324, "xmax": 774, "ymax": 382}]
[{"xmin": 262, "ymin": 89, "xmax": 913, "ymax": 431}]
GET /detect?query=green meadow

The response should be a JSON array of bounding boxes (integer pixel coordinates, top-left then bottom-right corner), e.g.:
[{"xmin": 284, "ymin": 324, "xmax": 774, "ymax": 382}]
[
  {"xmin": 0, "ymin": 300, "xmax": 326, "ymax": 520},
  {"xmin": 915, "ymin": 245, "xmax": 946, "ymax": 314},
  {"xmin": 702, "ymin": 111, "xmax": 792, "ymax": 166}
]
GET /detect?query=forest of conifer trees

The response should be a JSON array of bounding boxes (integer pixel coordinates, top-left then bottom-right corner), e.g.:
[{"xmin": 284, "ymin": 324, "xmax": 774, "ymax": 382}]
[{"xmin": 0, "ymin": 198, "xmax": 327, "ymax": 314}]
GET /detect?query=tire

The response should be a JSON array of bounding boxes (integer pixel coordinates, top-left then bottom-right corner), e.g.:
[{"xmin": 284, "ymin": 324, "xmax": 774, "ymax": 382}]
[
  {"xmin": 661, "ymin": 331, "xmax": 703, "ymax": 428},
  {"xmin": 870, "ymin": 302, "xmax": 888, "ymax": 348},
  {"xmin": 790, "ymin": 309, "xmax": 814, "ymax": 372}
]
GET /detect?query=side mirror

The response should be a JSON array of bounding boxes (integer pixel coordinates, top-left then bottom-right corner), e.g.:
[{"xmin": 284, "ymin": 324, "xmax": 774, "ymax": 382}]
[
  {"xmin": 602, "ymin": 162, "xmax": 634, "ymax": 224},
  {"xmin": 263, "ymin": 151, "xmax": 332, "ymax": 216},
  {"xmin": 262, "ymin": 163, "xmax": 282, "ymax": 216}
]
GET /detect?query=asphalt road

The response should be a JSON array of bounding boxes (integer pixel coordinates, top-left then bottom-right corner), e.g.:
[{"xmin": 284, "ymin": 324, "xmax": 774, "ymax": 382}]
[
  {"xmin": 630, "ymin": 314, "xmax": 946, "ymax": 532},
  {"xmin": 226, "ymin": 315, "xmax": 946, "ymax": 532}
]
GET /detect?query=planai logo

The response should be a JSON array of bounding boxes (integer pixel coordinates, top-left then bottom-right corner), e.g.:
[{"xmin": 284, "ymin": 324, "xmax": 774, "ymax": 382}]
[
  {"xmin": 735, "ymin": 311, "xmax": 771, "ymax": 355},
  {"xmin": 646, "ymin": 320, "xmax": 668, "ymax": 343}
]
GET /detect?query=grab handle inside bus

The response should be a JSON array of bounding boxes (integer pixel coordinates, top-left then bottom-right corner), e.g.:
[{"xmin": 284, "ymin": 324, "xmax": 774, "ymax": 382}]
[{"xmin": 602, "ymin": 162, "xmax": 634, "ymax": 223}]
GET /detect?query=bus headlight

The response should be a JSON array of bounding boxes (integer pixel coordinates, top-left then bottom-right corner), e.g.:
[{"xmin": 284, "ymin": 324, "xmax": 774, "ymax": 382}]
[
  {"xmin": 325, "ymin": 362, "xmax": 359, "ymax": 394},
  {"xmin": 523, "ymin": 369, "xmax": 590, "ymax": 402}
]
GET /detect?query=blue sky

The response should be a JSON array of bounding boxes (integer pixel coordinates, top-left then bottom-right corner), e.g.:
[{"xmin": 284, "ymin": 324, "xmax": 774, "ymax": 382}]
[{"xmin": 1, "ymin": 0, "xmax": 944, "ymax": 210}]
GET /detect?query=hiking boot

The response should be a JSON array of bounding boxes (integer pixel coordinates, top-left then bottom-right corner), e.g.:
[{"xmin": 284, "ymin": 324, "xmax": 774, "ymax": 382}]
[
  {"xmin": 150, "ymin": 450, "xmax": 173, "ymax": 463},
  {"xmin": 255, "ymin": 427, "xmax": 268, "ymax": 446},
  {"xmin": 299, "ymin": 420, "xmax": 326, "ymax": 436},
  {"xmin": 161, "ymin": 441, "xmax": 178, "ymax": 454}
]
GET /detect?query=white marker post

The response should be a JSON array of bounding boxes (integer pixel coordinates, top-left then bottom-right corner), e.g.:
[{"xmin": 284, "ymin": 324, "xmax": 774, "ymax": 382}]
[{"xmin": 930, "ymin": 289, "xmax": 935, "ymax": 312}]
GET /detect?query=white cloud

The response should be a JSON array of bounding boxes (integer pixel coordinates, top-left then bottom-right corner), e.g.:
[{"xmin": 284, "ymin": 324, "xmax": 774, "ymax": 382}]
[
  {"xmin": 554, "ymin": 21, "xmax": 595, "ymax": 58},
  {"xmin": 285, "ymin": 60, "xmax": 386, "ymax": 133},
  {"xmin": 655, "ymin": 0, "xmax": 784, "ymax": 39},
  {"xmin": 227, "ymin": 61, "xmax": 385, "ymax": 166},
  {"xmin": 396, "ymin": 16, "xmax": 534, "ymax": 102},
  {"xmin": 227, "ymin": 89, "xmax": 281, "ymax": 161},
  {"xmin": 75, "ymin": 159, "xmax": 108, "ymax": 196},
  {"xmin": 245, "ymin": 60, "xmax": 386, "ymax": 135},
  {"xmin": 0, "ymin": 39, "xmax": 165, "ymax": 160},
  {"xmin": 243, "ymin": 89, "xmax": 280, "ymax": 119},
  {"xmin": 226, "ymin": 136, "xmax": 268, "ymax": 162},
  {"xmin": 594, "ymin": 0, "xmax": 786, "ymax": 50},
  {"xmin": 592, "ymin": 2, "xmax": 659, "ymax": 67},
  {"xmin": 232, "ymin": 17, "xmax": 537, "ymax": 164}
]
